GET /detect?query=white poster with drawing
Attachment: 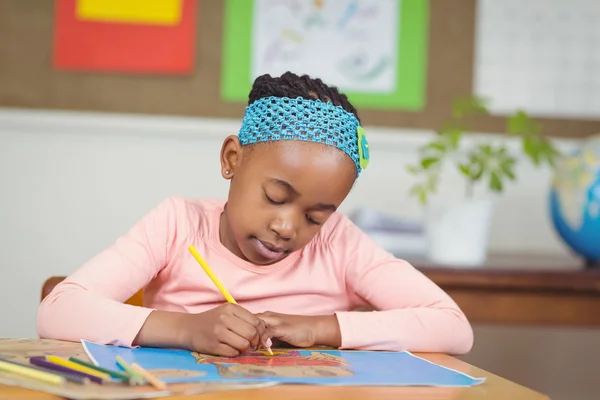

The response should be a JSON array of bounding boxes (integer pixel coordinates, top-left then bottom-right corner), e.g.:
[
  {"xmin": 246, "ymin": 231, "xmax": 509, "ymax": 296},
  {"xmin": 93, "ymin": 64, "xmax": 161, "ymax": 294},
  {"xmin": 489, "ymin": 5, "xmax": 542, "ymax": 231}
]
[{"xmin": 250, "ymin": 0, "xmax": 400, "ymax": 94}]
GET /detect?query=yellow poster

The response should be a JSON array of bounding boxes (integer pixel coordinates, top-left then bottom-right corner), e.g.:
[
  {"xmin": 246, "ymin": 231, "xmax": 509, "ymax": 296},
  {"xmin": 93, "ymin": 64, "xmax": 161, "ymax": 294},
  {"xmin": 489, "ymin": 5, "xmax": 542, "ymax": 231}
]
[{"xmin": 76, "ymin": 0, "xmax": 182, "ymax": 25}]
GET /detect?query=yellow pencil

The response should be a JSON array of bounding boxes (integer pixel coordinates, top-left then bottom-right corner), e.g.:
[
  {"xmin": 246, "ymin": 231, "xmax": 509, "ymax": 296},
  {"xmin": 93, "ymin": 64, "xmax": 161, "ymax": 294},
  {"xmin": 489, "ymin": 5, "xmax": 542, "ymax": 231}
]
[
  {"xmin": 45, "ymin": 355, "xmax": 110, "ymax": 381},
  {"xmin": 188, "ymin": 245, "xmax": 237, "ymax": 304},
  {"xmin": 131, "ymin": 363, "xmax": 167, "ymax": 390},
  {"xmin": 0, "ymin": 359, "xmax": 65, "ymax": 386},
  {"xmin": 187, "ymin": 244, "xmax": 273, "ymax": 355}
]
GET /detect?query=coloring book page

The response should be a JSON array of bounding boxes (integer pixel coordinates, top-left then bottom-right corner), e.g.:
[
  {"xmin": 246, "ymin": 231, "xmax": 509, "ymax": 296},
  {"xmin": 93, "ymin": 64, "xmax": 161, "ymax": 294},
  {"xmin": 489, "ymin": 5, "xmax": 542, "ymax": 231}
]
[{"xmin": 83, "ymin": 340, "xmax": 486, "ymax": 387}]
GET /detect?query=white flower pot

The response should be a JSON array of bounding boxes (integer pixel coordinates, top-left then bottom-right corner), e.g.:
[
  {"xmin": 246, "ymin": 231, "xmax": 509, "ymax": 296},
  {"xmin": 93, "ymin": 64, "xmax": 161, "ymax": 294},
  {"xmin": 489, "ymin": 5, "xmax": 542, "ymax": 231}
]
[{"xmin": 425, "ymin": 198, "xmax": 493, "ymax": 267}]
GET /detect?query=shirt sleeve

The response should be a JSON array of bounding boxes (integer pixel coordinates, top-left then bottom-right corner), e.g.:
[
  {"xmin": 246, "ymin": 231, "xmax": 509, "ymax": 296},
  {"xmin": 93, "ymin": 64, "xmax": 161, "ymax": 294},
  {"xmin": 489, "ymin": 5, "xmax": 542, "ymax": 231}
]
[
  {"xmin": 332, "ymin": 217, "xmax": 474, "ymax": 355},
  {"xmin": 37, "ymin": 197, "xmax": 185, "ymax": 347}
]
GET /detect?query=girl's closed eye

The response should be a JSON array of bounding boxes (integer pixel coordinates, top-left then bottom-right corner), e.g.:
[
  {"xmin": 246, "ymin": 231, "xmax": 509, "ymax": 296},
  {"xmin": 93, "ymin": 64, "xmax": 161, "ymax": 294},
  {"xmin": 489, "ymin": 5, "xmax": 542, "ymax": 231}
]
[
  {"xmin": 265, "ymin": 192, "xmax": 285, "ymax": 205},
  {"xmin": 305, "ymin": 214, "xmax": 322, "ymax": 226}
]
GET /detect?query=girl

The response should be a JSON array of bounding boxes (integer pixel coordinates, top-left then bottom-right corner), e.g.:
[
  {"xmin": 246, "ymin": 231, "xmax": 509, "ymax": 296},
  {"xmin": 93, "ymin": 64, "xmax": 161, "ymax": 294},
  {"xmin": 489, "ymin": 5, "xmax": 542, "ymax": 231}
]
[{"xmin": 37, "ymin": 72, "xmax": 473, "ymax": 357}]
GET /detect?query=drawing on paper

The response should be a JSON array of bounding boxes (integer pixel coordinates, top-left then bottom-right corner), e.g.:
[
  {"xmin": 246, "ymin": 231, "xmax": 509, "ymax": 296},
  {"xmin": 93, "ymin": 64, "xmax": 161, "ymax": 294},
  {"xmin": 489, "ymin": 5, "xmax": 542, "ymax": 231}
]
[
  {"xmin": 82, "ymin": 340, "xmax": 486, "ymax": 387},
  {"xmin": 251, "ymin": 0, "xmax": 399, "ymax": 93},
  {"xmin": 191, "ymin": 349, "xmax": 354, "ymax": 378}
]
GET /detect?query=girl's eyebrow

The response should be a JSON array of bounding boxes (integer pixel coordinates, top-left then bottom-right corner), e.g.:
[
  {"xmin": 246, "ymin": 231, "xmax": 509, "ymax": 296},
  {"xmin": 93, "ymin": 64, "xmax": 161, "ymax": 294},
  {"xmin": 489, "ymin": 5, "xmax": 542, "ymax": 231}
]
[
  {"xmin": 266, "ymin": 178, "xmax": 337, "ymax": 211},
  {"xmin": 267, "ymin": 178, "xmax": 298, "ymax": 195},
  {"xmin": 313, "ymin": 203, "xmax": 337, "ymax": 212}
]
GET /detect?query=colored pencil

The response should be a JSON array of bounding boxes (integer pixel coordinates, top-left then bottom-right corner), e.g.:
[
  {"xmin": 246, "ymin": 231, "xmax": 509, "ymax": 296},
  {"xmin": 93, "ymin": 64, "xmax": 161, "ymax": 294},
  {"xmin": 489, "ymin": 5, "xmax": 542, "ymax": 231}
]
[
  {"xmin": 188, "ymin": 244, "xmax": 237, "ymax": 304},
  {"xmin": 45, "ymin": 355, "xmax": 111, "ymax": 381},
  {"xmin": 1, "ymin": 356, "xmax": 85, "ymax": 384},
  {"xmin": 68, "ymin": 357, "xmax": 129, "ymax": 380},
  {"xmin": 188, "ymin": 244, "xmax": 273, "ymax": 355},
  {"xmin": 115, "ymin": 356, "xmax": 145, "ymax": 385},
  {"xmin": 28, "ymin": 357, "xmax": 95, "ymax": 384},
  {"xmin": 0, "ymin": 358, "xmax": 65, "ymax": 386},
  {"xmin": 131, "ymin": 363, "xmax": 167, "ymax": 390}
]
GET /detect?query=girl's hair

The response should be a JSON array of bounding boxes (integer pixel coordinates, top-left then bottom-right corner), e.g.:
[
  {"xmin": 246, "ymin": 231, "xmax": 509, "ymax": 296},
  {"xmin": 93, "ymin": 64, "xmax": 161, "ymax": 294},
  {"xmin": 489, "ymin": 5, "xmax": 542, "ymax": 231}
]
[{"xmin": 248, "ymin": 72, "xmax": 361, "ymax": 124}]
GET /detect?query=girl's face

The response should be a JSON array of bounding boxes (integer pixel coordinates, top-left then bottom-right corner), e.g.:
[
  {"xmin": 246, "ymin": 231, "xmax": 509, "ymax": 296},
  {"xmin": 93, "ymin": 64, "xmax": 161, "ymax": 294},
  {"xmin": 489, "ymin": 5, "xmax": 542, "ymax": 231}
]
[{"xmin": 220, "ymin": 137, "xmax": 356, "ymax": 265}]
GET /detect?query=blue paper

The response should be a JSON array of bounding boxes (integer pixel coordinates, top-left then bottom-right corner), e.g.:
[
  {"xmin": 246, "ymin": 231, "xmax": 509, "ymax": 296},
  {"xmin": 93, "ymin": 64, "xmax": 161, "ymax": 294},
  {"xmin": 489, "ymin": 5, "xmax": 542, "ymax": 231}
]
[{"xmin": 82, "ymin": 340, "xmax": 485, "ymax": 387}]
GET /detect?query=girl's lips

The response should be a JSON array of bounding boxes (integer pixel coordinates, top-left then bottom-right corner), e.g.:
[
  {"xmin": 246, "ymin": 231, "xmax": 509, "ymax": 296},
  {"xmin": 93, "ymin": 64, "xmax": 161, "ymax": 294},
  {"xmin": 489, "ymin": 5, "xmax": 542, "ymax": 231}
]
[
  {"xmin": 260, "ymin": 240, "xmax": 285, "ymax": 253},
  {"xmin": 254, "ymin": 239, "xmax": 285, "ymax": 261}
]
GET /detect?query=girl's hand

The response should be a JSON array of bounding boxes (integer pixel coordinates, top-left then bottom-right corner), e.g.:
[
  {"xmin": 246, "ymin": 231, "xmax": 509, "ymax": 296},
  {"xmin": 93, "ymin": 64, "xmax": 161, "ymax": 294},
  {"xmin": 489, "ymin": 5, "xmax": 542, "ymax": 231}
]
[
  {"xmin": 181, "ymin": 304, "xmax": 272, "ymax": 357},
  {"xmin": 256, "ymin": 312, "xmax": 342, "ymax": 348}
]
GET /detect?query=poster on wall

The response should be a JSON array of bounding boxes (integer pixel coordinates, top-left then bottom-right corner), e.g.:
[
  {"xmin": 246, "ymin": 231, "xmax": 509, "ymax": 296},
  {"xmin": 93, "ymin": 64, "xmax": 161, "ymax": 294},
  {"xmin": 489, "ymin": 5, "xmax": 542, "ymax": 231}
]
[
  {"xmin": 53, "ymin": 0, "xmax": 197, "ymax": 74},
  {"xmin": 221, "ymin": 0, "xmax": 429, "ymax": 110},
  {"xmin": 473, "ymin": 0, "xmax": 600, "ymax": 119}
]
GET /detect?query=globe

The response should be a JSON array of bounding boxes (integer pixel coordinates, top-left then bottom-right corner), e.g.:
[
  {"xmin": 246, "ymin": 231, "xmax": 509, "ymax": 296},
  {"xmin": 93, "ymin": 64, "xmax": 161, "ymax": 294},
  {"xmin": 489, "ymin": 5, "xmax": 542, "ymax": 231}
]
[{"xmin": 549, "ymin": 135, "xmax": 600, "ymax": 267}]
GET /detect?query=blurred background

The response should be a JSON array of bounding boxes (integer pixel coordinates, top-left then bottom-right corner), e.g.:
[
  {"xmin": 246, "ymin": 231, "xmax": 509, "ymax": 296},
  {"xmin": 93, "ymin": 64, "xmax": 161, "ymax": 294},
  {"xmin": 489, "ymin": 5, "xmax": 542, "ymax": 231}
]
[{"xmin": 1, "ymin": 1, "xmax": 599, "ymax": 399}]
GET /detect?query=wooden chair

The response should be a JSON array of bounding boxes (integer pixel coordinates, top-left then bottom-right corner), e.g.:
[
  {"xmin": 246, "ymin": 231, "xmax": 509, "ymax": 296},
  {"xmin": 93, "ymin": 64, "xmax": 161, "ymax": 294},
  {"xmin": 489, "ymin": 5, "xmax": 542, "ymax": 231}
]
[{"xmin": 41, "ymin": 276, "xmax": 143, "ymax": 306}]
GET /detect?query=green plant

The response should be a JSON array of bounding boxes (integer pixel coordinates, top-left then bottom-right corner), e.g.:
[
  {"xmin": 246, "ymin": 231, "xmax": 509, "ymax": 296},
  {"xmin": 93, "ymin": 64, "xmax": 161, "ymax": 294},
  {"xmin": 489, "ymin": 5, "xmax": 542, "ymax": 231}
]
[{"xmin": 407, "ymin": 96, "xmax": 561, "ymax": 204}]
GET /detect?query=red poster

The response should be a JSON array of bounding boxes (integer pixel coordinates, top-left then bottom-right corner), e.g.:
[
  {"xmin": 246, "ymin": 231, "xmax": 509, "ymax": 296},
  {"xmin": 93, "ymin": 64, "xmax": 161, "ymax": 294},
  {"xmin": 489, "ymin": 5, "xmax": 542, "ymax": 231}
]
[{"xmin": 53, "ymin": 0, "xmax": 197, "ymax": 74}]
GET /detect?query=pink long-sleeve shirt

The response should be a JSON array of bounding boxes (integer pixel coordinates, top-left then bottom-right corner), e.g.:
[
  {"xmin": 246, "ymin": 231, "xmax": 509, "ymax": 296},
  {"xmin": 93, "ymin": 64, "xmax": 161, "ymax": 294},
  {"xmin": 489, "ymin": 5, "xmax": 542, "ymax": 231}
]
[{"xmin": 37, "ymin": 197, "xmax": 473, "ymax": 354}]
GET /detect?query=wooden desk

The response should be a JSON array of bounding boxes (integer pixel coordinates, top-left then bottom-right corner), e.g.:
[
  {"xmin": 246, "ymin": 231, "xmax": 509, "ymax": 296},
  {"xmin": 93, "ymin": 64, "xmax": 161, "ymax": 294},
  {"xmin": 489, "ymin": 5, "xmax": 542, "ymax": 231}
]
[
  {"xmin": 413, "ymin": 254, "xmax": 600, "ymax": 327},
  {"xmin": 0, "ymin": 351, "xmax": 549, "ymax": 400}
]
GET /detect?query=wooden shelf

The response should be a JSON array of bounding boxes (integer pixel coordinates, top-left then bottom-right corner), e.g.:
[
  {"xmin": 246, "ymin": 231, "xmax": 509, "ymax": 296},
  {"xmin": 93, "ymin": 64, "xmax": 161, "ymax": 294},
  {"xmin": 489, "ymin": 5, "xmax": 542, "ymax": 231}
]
[{"xmin": 411, "ymin": 254, "xmax": 600, "ymax": 327}]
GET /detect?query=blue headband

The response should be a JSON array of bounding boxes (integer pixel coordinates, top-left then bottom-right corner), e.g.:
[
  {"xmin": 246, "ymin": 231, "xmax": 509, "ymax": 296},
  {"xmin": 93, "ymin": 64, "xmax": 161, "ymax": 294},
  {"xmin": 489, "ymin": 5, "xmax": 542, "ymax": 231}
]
[{"xmin": 237, "ymin": 96, "xmax": 370, "ymax": 176}]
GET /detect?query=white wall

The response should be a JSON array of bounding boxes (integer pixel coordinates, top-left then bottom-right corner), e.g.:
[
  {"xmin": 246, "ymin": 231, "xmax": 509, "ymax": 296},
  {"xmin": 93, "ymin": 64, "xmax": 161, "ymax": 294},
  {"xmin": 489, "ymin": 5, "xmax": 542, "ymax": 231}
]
[{"xmin": 0, "ymin": 107, "xmax": 593, "ymax": 399}]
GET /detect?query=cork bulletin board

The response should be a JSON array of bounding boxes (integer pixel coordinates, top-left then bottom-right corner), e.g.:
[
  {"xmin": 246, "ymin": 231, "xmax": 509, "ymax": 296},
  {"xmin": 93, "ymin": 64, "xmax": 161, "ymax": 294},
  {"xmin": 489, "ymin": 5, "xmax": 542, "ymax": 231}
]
[{"xmin": 0, "ymin": 0, "xmax": 598, "ymax": 138}]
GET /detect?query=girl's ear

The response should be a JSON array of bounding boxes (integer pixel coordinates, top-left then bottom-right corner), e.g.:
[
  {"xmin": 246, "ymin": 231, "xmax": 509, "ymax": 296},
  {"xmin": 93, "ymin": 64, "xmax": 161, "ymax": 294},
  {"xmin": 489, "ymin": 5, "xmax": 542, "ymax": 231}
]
[{"xmin": 220, "ymin": 135, "xmax": 243, "ymax": 180}]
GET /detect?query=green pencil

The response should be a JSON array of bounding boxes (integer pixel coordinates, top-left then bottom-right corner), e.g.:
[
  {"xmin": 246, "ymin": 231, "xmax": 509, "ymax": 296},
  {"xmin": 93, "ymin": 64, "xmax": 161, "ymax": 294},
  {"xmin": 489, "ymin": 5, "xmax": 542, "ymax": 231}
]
[
  {"xmin": 115, "ymin": 356, "xmax": 145, "ymax": 385},
  {"xmin": 68, "ymin": 357, "xmax": 129, "ymax": 381}
]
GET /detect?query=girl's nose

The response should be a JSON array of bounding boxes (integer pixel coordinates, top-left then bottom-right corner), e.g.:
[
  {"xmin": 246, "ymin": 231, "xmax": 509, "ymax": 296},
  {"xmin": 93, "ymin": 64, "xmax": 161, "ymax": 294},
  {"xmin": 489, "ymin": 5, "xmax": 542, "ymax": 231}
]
[{"xmin": 269, "ymin": 217, "xmax": 295, "ymax": 241}]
